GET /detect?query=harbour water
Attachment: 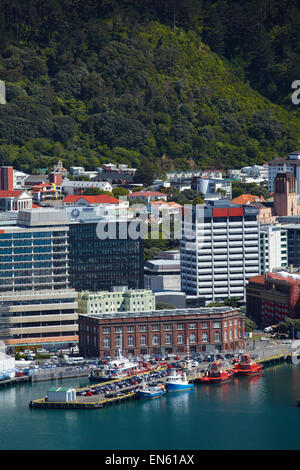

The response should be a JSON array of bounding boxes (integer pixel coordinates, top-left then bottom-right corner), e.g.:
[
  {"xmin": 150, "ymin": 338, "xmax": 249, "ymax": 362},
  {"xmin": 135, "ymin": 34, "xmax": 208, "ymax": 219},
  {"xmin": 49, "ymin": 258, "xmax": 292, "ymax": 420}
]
[{"xmin": 0, "ymin": 363, "xmax": 300, "ymax": 450}]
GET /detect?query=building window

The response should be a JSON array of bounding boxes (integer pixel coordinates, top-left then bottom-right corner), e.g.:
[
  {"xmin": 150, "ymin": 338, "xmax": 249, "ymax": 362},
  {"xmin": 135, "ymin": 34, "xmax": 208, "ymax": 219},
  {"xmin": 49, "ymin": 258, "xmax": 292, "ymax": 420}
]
[
  {"xmin": 234, "ymin": 328, "xmax": 238, "ymax": 339},
  {"xmin": 115, "ymin": 327, "xmax": 123, "ymax": 333},
  {"xmin": 115, "ymin": 336, "xmax": 121, "ymax": 347},
  {"xmin": 152, "ymin": 334, "xmax": 159, "ymax": 345},
  {"xmin": 229, "ymin": 330, "xmax": 233, "ymax": 340},
  {"xmin": 202, "ymin": 332, "xmax": 208, "ymax": 343},
  {"xmin": 128, "ymin": 336, "xmax": 134, "ymax": 347},
  {"xmin": 127, "ymin": 326, "xmax": 135, "ymax": 333},
  {"xmin": 140, "ymin": 325, "xmax": 147, "ymax": 332},
  {"xmin": 164, "ymin": 324, "xmax": 172, "ymax": 331},
  {"xmin": 102, "ymin": 327, "xmax": 110, "ymax": 334},
  {"xmin": 224, "ymin": 330, "xmax": 228, "ymax": 341},
  {"xmin": 213, "ymin": 322, "xmax": 221, "ymax": 328},
  {"xmin": 224, "ymin": 321, "xmax": 227, "ymax": 328},
  {"xmin": 177, "ymin": 323, "xmax": 183, "ymax": 330},
  {"xmin": 103, "ymin": 337, "xmax": 110, "ymax": 348},
  {"xmin": 189, "ymin": 333, "xmax": 196, "ymax": 343},
  {"xmin": 165, "ymin": 334, "xmax": 171, "ymax": 345},
  {"xmin": 152, "ymin": 324, "xmax": 159, "ymax": 331},
  {"xmin": 140, "ymin": 335, "xmax": 147, "ymax": 346},
  {"xmin": 202, "ymin": 322, "xmax": 208, "ymax": 329},
  {"xmin": 189, "ymin": 323, "xmax": 196, "ymax": 329},
  {"xmin": 177, "ymin": 333, "xmax": 183, "ymax": 344},
  {"xmin": 214, "ymin": 331, "xmax": 221, "ymax": 342}
]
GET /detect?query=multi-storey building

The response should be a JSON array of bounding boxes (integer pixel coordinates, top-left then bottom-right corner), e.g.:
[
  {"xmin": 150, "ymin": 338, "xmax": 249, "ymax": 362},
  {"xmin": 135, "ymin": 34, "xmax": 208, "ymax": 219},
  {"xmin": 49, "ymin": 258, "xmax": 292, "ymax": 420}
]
[
  {"xmin": 282, "ymin": 224, "xmax": 300, "ymax": 268},
  {"xmin": 260, "ymin": 225, "xmax": 288, "ymax": 274},
  {"xmin": 0, "ymin": 208, "xmax": 77, "ymax": 349},
  {"xmin": 180, "ymin": 201, "xmax": 260, "ymax": 302},
  {"xmin": 0, "ymin": 209, "xmax": 69, "ymax": 293},
  {"xmin": 246, "ymin": 271, "xmax": 300, "ymax": 327},
  {"xmin": 68, "ymin": 217, "xmax": 144, "ymax": 292},
  {"xmin": 78, "ymin": 287, "xmax": 155, "ymax": 315},
  {"xmin": 78, "ymin": 306, "xmax": 245, "ymax": 357}
]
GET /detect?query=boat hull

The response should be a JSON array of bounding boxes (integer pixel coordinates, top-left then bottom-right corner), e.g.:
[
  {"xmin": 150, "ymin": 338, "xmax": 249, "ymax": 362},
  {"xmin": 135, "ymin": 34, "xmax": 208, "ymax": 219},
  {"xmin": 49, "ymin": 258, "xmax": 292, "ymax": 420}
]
[
  {"xmin": 166, "ymin": 382, "xmax": 194, "ymax": 392},
  {"xmin": 232, "ymin": 365, "xmax": 263, "ymax": 376},
  {"xmin": 195, "ymin": 372, "xmax": 233, "ymax": 384},
  {"xmin": 136, "ymin": 390, "xmax": 166, "ymax": 399}
]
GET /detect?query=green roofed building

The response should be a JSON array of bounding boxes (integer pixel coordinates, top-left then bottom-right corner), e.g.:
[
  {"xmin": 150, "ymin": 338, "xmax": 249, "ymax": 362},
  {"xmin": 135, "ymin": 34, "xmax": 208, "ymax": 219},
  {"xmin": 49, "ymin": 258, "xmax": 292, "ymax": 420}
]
[{"xmin": 78, "ymin": 287, "xmax": 155, "ymax": 315}]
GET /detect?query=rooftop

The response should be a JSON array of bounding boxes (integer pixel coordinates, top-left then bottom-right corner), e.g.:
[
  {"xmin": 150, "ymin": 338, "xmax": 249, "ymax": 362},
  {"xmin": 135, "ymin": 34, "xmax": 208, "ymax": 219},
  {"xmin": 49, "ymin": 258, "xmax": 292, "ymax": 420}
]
[
  {"xmin": 80, "ymin": 306, "xmax": 238, "ymax": 320},
  {"xmin": 62, "ymin": 195, "xmax": 120, "ymax": 204}
]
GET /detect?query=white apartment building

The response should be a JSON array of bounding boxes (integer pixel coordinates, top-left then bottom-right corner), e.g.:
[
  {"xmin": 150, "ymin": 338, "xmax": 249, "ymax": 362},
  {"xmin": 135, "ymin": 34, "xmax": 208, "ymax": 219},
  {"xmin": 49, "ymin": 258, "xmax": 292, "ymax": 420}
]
[
  {"xmin": 260, "ymin": 225, "xmax": 288, "ymax": 274},
  {"xmin": 180, "ymin": 201, "xmax": 260, "ymax": 302}
]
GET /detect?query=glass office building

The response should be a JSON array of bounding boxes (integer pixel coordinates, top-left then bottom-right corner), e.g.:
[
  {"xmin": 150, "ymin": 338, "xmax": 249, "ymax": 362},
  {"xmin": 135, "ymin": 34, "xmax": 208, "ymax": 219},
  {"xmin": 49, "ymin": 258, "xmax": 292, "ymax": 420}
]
[
  {"xmin": 0, "ymin": 220, "xmax": 69, "ymax": 293},
  {"xmin": 68, "ymin": 221, "xmax": 144, "ymax": 292}
]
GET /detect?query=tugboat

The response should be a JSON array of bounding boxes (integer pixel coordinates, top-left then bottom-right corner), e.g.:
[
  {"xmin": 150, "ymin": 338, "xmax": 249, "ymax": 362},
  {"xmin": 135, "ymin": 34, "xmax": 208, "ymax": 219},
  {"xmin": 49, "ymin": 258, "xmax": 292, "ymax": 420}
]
[
  {"xmin": 232, "ymin": 354, "xmax": 263, "ymax": 376},
  {"xmin": 136, "ymin": 378, "xmax": 166, "ymax": 399},
  {"xmin": 194, "ymin": 361, "xmax": 233, "ymax": 384},
  {"xmin": 165, "ymin": 369, "xmax": 194, "ymax": 392}
]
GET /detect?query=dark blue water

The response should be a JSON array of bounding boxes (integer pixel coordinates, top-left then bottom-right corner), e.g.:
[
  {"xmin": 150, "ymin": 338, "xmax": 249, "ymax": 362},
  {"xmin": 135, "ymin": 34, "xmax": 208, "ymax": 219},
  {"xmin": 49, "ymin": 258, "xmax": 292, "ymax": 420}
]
[{"xmin": 0, "ymin": 363, "xmax": 299, "ymax": 450}]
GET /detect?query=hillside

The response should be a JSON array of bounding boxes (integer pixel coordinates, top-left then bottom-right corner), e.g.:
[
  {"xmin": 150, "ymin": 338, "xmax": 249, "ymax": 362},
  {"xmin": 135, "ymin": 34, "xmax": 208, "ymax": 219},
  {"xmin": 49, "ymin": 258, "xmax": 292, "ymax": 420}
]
[{"xmin": 0, "ymin": 0, "xmax": 299, "ymax": 175}]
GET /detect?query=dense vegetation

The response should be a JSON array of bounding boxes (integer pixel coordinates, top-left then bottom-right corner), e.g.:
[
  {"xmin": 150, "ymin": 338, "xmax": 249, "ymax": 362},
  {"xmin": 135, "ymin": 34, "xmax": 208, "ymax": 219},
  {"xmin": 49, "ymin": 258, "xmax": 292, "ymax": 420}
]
[{"xmin": 0, "ymin": 0, "xmax": 300, "ymax": 175}]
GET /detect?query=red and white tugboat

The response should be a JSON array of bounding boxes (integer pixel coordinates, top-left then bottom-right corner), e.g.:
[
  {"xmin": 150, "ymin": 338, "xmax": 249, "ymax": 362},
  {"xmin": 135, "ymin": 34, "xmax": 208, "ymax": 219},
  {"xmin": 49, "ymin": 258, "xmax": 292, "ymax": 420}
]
[
  {"xmin": 194, "ymin": 361, "xmax": 233, "ymax": 384},
  {"xmin": 232, "ymin": 354, "xmax": 263, "ymax": 376}
]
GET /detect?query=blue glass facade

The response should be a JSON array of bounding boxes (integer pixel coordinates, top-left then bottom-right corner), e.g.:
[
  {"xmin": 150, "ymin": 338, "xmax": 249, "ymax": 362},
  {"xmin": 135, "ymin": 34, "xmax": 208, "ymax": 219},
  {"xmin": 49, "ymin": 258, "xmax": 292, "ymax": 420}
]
[{"xmin": 0, "ymin": 228, "xmax": 69, "ymax": 292}]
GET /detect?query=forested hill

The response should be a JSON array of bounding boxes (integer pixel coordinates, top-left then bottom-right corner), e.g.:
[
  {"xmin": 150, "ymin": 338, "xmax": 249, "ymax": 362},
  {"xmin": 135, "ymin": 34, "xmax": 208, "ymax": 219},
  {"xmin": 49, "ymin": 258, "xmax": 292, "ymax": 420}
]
[{"xmin": 0, "ymin": 0, "xmax": 300, "ymax": 176}]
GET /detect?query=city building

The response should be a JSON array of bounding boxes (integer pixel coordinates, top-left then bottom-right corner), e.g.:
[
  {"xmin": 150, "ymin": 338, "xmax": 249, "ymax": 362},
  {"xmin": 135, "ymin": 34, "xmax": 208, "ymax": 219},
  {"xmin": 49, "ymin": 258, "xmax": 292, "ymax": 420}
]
[
  {"xmin": 0, "ymin": 167, "xmax": 14, "ymax": 191},
  {"xmin": 260, "ymin": 225, "xmax": 288, "ymax": 274},
  {"xmin": 127, "ymin": 191, "xmax": 167, "ymax": 204},
  {"xmin": 68, "ymin": 218, "xmax": 144, "ymax": 292},
  {"xmin": 0, "ymin": 190, "xmax": 33, "ymax": 212},
  {"xmin": 78, "ymin": 287, "xmax": 155, "ymax": 315},
  {"xmin": 4, "ymin": 289, "xmax": 78, "ymax": 350},
  {"xmin": 144, "ymin": 259, "xmax": 181, "ymax": 292},
  {"xmin": 94, "ymin": 163, "xmax": 137, "ymax": 184},
  {"xmin": 180, "ymin": 200, "xmax": 260, "ymax": 302},
  {"xmin": 31, "ymin": 182, "xmax": 62, "ymax": 202},
  {"xmin": 246, "ymin": 271, "xmax": 300, "ymax": 327},
  {"xmin": 0, "ymin": 208, "xmax": 69, "ymax": 293},
  {"xmin": 268, "ymin": 151, "xmax": 300, "ymax": 193},
  {"xmin": 191, "ymin": 177, "xmax": 232, "ymax": 200},
  {"xmin": 13, "ymin": 170, "xmax": 29, "ymax": 190},
  {"xmin": 282, "ymin": 224, "xmax": 300, "ymax": 268},
  {"xmin": 78, "ymin": 306, "xmax": 245, "ymax": 357},
  {"xmin": 273, "ymin": 172, "xmax": 298, "ymax": 216},
  {"xmin": 61, "ymin": 180, "xmax": 113, "ymax": 195}
]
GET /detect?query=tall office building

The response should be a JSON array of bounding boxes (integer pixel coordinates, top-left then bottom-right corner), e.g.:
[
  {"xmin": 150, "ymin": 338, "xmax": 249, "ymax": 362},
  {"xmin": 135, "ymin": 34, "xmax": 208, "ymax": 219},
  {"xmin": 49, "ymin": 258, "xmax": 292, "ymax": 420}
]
[
  {"xmin": 180, "ymin": 201, "xmax": 260, "ymax": 302},
  {"xmin": 260, "ymin": 225, "xmax": 288, "ymax": 274},
  {"xmin": 0, "ymin": 209, "xmax": 69, "ymax": 293},
  {"xmin": 0, "ymin": 209, "xmax": 77, "ymax": 349},
  {"xmin": 0, "ymin": 167, "xmax": 14, "ymax": 191},
  {"xmin": 68, "ymin": 217, "xmax": 144, "ymax": 292}
]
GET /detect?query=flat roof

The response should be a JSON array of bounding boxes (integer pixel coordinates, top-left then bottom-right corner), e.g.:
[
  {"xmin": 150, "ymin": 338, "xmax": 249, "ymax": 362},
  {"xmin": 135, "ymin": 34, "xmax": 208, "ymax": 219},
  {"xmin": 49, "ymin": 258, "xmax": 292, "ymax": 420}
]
[{"xmin": 80, "ymin": 306, "xmax": 237, "ymax": 320}]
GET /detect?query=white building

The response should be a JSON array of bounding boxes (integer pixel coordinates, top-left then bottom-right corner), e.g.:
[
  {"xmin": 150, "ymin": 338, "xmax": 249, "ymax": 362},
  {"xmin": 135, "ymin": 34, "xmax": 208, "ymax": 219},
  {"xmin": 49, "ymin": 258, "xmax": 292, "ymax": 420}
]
[
  {"xmin": 180, "ymin": 201, "xmax": 260, "ymax": 302},
  {"xmin": 47, "ymin": 387, "xmax": 76, "ymax": 402},
  {"xmin": 13, "ymin": 170, "xmax": 29, "ymax": 190},
  {"xmin": 260, "ymin": 225, "xmax": 288, "ymax": 274},
  {"xmin": 192, "ymin": 178, "xmax": 232, "ymax": 200},
  {"xmin": 61, "ymin": 180, "xmax": 113, "ymax": 195}
]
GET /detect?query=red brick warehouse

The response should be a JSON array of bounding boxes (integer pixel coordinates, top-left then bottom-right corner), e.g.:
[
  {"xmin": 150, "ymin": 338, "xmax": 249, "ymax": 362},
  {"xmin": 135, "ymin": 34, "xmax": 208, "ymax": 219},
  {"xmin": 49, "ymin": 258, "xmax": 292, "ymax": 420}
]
[{"xmin": 78, "ymin": 307, "xmax": 245, "ymax": 358}]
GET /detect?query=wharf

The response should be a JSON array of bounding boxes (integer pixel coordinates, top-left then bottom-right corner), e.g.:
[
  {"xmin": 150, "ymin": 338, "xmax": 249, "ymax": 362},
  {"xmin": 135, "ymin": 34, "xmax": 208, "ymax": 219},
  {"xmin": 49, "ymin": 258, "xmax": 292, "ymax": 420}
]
[
  {"xmin": 28, "ymin": 351, "xmax": 293, "ymax": 410},
  {"xmin": 0, "ymin": 376, "xmax": 30, "ymax": 387}
]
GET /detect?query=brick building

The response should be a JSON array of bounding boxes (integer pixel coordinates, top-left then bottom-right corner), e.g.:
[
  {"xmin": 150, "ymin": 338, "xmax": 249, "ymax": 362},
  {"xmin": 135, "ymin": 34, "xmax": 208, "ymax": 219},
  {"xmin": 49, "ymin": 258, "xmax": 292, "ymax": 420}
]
[
  {"xmin": 246, "ymin": 271, "xmax": 300, "ymax": 327},
  {"xmin": 78, "ymin": 307, "xmax": 245, "ymax": 358}
]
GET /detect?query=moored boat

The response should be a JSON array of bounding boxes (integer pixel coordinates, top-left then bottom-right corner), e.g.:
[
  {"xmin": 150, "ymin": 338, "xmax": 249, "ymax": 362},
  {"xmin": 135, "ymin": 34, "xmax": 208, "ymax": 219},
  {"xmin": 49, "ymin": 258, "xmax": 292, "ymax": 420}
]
[
  {"xmin": 165, "ymin": 369, "xmax": 194, "ymax": 392},
  {"xmin": 232, "ymin": 354, "xmax": 263, "ymax": 376},
  {"xmin": 136, "ymin": 382, "xmax": 166, "ymax": 399},
  {"xmin": 194, "ymin": 361, "xmax": 233, "ymax": 384}
]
